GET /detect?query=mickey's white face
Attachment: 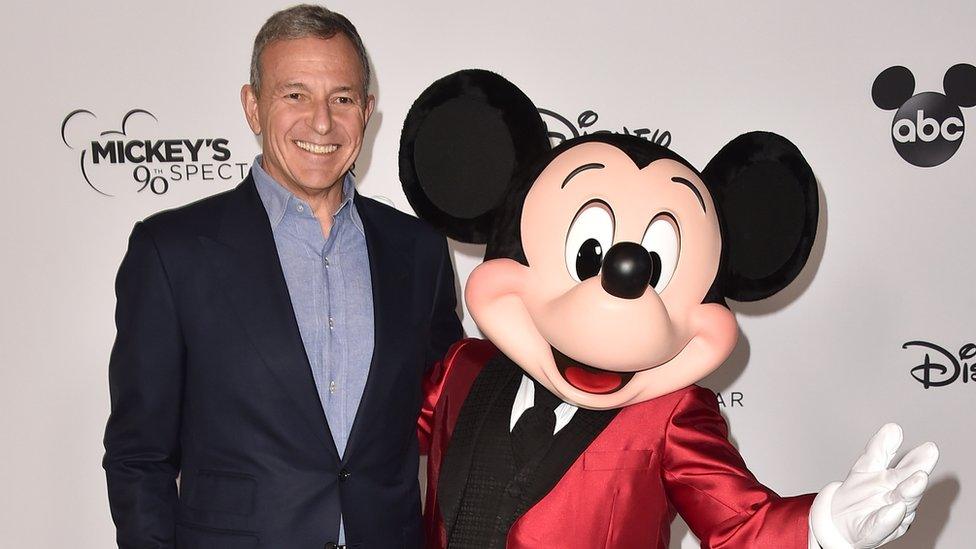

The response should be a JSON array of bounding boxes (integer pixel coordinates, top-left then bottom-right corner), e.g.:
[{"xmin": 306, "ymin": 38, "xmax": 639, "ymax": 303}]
[{"xmin": 465, "ymin": 142, "xmax": 739, "ymax": 410}]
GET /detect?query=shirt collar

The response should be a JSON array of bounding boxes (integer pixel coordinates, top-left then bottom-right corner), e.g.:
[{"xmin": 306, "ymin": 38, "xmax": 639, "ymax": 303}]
[
  {"xmin": 510, "ymin": 375, "xmax": 578, "ymax": 435},
  {"xmin": 251, "ymin": 155, "xmax": 365, "ymax": 235}
]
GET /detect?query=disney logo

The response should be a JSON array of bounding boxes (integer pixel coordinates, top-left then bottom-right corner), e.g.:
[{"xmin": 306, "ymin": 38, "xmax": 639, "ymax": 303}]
[
  {"xmin": 538, "ymin": 108, "xmax": 672, "ymax": 147},
  {"xmin": 903, "ymin": 340, "xmax": 976, "ymax": 389}
]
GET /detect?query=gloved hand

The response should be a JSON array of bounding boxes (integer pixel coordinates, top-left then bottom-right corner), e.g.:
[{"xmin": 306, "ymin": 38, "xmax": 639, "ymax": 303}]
[{"xmin": 808, "ymin": 423, "xmax": 939, "ymax": 549}]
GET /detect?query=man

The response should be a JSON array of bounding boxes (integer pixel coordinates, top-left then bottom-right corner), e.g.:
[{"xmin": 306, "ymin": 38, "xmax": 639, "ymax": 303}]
[{"xmin": 103, "ymin": 5, "xmax": 462, "ymax": 548}]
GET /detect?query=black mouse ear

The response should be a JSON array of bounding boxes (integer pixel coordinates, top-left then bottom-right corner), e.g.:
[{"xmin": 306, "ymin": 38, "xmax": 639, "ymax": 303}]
[
  {"xmin": 944, "ymin": 63, "xmax": 976, "ymax": 108},
  {"xmin": 399, "ymin": 69, "xmax": 550, "ymax": 243},
  {"xmin": 872, "ymin": 66, "xmax": 915, "ymax": 110},
  {"xmin": 702, "ymin": 132, "xmax": 819, "ymax": 302}
]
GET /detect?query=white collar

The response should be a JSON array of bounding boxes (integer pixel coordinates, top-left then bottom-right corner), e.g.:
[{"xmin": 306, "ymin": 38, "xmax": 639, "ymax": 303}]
[{"xmin": 510, "ymin": 375, "xmax": 579, "ymax": 435}]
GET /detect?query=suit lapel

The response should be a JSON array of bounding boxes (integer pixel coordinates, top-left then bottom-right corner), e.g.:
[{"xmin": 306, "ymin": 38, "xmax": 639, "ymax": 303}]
[
  {"xmin": 341, "ymin": 195, "xmax": 411, "ymax": 462},
  {"xmin": 513, "ymin": 404, "xmax": 619, "ymax": 520},
  {"xmin": 199, "ymin": 176, "xmax": 340, "ymax": 461},
  {"xmin": 438, "ymin": 354, "xmax": 519, "ymax": 537},
  {"xmin": 438, "ymin": 354, "xmax": 619, "ymax": 540}
]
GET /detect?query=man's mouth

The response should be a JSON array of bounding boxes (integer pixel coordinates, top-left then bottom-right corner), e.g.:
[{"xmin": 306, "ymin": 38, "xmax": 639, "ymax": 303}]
[
  {"xmin": 551, "ymin": 347, "xmax": 635, "ymax": 395},
  {"xmin": 295, "ymin": 140, "xmax": 339, "ymax": 154}
]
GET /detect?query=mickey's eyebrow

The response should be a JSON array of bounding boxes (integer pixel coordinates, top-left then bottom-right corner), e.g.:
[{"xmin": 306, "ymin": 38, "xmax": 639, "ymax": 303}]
[
  {"xmin": 561, "ymin": 163, "xmax": 605, "ymax": 188},
  {"xmin": 671, "ymin": 176, "xmax": 707, "ymax": 214}
]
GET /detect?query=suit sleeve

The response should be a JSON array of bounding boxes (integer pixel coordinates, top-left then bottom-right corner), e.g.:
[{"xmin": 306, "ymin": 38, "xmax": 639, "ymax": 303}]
[
  {"xmin": 662, "ymin": 386, "xmax": 815, "ymax": 548},
  {"xmin": 427, "ymin": 237, "xmax": 463, "ymax": 370},
  {"xmin": 418, "ymin": 237, "xmax": 463, "ymax": 454},
  {"xmin": 103, "ymin": 222, "xmax": 185, "ymax": 549}
]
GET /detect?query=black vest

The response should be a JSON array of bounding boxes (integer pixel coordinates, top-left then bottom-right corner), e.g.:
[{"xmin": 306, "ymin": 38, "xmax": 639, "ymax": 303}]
[{"xmin": 440, "ymin": 353, "xmax": 620, "ymax": 548}]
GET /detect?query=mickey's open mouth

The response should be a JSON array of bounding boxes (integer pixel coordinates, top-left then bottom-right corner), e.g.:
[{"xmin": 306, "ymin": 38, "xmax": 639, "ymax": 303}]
[{"xmin": 551, "ymin": 347, "xmax": 635, "ymax": 395}]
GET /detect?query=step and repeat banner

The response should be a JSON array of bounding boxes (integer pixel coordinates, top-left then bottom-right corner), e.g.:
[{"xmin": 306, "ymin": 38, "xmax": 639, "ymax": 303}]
[{"xmin": 1, "ymin": 0, "xmax": 971, "ymax": 547}]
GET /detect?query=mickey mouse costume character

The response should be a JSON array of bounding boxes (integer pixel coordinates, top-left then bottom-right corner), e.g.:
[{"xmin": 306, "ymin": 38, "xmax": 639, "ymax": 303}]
[{"xmin": 404, "ymin": 70, "xmax": 939, "ymax": 549}]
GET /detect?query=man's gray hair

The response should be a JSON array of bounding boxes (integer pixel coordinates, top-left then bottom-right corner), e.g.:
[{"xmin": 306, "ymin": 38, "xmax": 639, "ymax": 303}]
[{"xmin": 250, "ymin": 4, "xmax": 371, "ymax": 97}]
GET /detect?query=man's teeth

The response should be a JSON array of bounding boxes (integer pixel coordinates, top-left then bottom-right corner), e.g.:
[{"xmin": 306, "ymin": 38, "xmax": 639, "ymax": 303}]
[{"xmin": 296, "ymin": 141, "xmax": 338, "ymax": 154}]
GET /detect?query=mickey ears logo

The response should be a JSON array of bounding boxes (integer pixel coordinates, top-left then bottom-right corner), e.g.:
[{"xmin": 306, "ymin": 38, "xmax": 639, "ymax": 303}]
[
  {"xmin": 61, "ymin": 109, "xmax": 159, "ymax": 196},
  {"xmin": 872, "ymin": 63, "xmax": 976, "ymax": 167},
  {"xmin": 60, "ymin": 108, "xmax": 244, "ymax": 197}
]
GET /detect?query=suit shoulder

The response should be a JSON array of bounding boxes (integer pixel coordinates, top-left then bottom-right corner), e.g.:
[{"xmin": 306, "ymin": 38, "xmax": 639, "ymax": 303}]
[
  {"xmin": 663, "ymin": 384, "xmax": 726, "ymax": 429},
  {"xmin": 357, "ymin": 194, "xmax": 443, "ymax": 242},
  {"xmin": 447, "ymin": 338, "xmax": 498, "ymax": 367},
  {"xmin": 616, "ymin": 384, "xmax": 713, "ymax": 422},
  {"xmin": 138, "ymin": 183, "xmax": 243, "ymax": 240},
  {"xmin": 142, "ymin": 185, "xmax": 238, "ymax": 229},
  {"xmin": 440, "ymin": 338, "xmax": 498, "ymax": 392}
]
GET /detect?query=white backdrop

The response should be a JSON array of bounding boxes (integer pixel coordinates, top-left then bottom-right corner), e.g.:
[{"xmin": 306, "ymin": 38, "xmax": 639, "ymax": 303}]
[{"xmin": 1, "ymin": 0, "xmax": 972, "ymax": 547}]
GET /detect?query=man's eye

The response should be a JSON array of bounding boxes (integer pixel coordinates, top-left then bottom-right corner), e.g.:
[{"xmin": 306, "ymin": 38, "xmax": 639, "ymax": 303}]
[
  {"xmin": 285, "ymin": 93, "xmax": 303, "ymax": 100},
  {"xmin": 335, "ymin": 96, "xmax": 353, "ymax": 104}
]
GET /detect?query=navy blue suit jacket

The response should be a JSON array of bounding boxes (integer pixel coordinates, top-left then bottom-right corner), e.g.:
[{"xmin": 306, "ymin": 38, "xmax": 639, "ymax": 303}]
[{"xmin": 104, "ymin": 176, "xmax": 462, "ymax": 548}]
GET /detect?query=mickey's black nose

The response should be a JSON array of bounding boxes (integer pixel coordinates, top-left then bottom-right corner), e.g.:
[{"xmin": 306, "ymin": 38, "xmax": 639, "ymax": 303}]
[{"xmin": 600, "ymin": 242, "xmax": 653, "ymax": 299}]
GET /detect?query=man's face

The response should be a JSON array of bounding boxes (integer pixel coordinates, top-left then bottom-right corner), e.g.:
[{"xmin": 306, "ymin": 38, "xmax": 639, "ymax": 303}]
[{"xmin": 242, "ymin": 34, "xmax": 374, "ymax": 198}]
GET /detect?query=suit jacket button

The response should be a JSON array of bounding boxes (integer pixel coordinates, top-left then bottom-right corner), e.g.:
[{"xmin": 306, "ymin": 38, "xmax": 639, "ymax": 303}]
[
  {"xmin": 324, "ymin": 543, "xmax": 337, "ymax": 549},
  {"xmin": 338, "ymin": 469, "xmax": 351, "ymax": 482}
]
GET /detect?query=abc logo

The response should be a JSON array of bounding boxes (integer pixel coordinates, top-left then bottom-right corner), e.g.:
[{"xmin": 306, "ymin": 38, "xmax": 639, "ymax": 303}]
[{"xmin": 872, "ymin": 64, "xmax": 976, "ymax": 167}]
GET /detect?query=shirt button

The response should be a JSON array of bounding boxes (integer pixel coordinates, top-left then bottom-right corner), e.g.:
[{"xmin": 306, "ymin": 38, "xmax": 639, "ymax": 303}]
[
  {"xmin": 296, "ymin": 204, "xmax": 304, "ymax": 212},
  {"xmin": 338, "ymin": 469, "xmax": 351, "ymax": 482},
  {"xmin": 328, "ymin": 317, "xmax": 335, "ymax": 330},
  {"xmin": 329, "ymin": 380, "xmax": 336, "ymax": 394},
  {"xmin": 324, "ymin": 257, "xmax": 330, "ymax": 267}
]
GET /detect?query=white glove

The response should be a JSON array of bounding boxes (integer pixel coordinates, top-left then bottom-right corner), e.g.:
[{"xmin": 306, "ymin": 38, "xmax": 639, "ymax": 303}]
[{"xmin": 808, "ymin": 423, "xmax": 939, "ymax": 549}]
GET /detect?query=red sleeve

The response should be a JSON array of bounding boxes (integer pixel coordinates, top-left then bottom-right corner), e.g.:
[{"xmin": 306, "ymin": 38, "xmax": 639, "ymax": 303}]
[
  {"xmin": 662, "ymin": 386, "xmax": 815, "ymax": 548},
  {"xmin": 417, "ymin": 349, "xmax": 448, "ymax": 456},
  {"xmin": 417, "ymin": 338, "xmax": 492, "ymax": 454},
  {"xmin": 417, "ymin": 338, "xmax": 497, "ymax": 549}
]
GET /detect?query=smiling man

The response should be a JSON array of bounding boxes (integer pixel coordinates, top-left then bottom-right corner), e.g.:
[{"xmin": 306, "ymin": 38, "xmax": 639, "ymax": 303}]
[{"xmin": 103, "ymin": 5, "xmax": 461, "ymax": 548}]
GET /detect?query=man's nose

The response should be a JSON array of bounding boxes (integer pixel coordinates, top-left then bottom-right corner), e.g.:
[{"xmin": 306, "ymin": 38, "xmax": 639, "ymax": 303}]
[
  {"xmin": 600, "ymin": 242, "xmax": 653, "ymax": 299},
  {"xmin": 310, "ymin": 101, "xmax": 334, "ymax": 134}
]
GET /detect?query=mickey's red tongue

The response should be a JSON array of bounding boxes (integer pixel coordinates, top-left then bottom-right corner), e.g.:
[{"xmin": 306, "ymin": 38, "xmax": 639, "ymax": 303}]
[{"xmin": 564, "ymin": 366, "xmax": 624, "ymax": 394}]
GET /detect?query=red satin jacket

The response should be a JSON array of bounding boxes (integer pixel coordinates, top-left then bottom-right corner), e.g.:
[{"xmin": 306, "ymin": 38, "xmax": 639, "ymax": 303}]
[{"xmin": 418, "ymin": 339, "xmax": 814, "ymax": 548}]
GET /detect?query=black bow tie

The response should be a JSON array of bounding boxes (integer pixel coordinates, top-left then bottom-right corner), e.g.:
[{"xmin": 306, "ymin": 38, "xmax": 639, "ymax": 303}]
[{"xmin": 510, "ymin": 380, "xmax": 563, "ymax": 467}]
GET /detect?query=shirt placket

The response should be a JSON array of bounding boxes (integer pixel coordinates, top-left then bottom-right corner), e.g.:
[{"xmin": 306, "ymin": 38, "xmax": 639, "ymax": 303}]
[
  {"xmin": 322, "ymin": 219, "xmax": 343, "ymax": 453},
  {"xmin": 300, "ymin": 212, "xmax": 329, "ymax": 413}
]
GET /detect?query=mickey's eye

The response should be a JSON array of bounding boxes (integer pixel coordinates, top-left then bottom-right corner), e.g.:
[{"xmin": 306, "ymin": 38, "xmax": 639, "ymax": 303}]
[
  {"xmin": 565, "ymin": 200, "xmax": 614, "ymax": 282},
  {"xmin": 640, "ymin": 214, "xmax": 679, "ymax": 293}
]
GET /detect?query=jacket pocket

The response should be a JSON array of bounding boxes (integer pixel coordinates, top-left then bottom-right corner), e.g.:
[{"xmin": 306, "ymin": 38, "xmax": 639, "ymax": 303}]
[
  {"xmin": 183, "ymin": 469, "xmax": 256, "ymax": 516},
  {"xmin": 176, "ymin": 522, "xmax": 258, "ymax": 549},
  {"xmin": 583, "ymin": 449, "xmax": 654, "ymax": 471}
]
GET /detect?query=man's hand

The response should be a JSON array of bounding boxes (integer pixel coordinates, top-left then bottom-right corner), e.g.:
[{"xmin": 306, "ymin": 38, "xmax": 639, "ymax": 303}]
[{"xmin": 809, "ymin": 423, "xmax": 939, "ymax": 548}]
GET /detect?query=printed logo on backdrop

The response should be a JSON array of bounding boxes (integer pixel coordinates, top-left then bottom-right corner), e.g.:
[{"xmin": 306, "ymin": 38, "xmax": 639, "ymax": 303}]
[
  {"xmin": 903, "ymin": 340, "xmax": 976, "ymax": 388},
  {"xmin": 538, "ymin": 108, "xmax": 672, "ymax": 147},
  {"xmin": 872, "ymin": 64, "xmax": 976, "ymax": 167},
  {"xmin": 60, "ymin": 108, "xmax": 249, "ymax": 197},
  {"xmin": 715, "ymin": 392, "xmax": 744, "ymax": 408}
]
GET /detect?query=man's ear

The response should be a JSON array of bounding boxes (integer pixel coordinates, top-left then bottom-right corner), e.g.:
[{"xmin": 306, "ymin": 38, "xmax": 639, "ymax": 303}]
[
  {"xmin": 702, "ymin": 131, "xmax": 819, "ymax": 302},
  {"xmin": 399, "ymin": 69, "xmax": 550, "ymax": 243},
  {"xmin": 364, "ymin": 93, "xmax": 376, "ymax": 125},
  {"xmin": 241, "ymin": 84, "xmax": 261, "ymax": 135}
]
